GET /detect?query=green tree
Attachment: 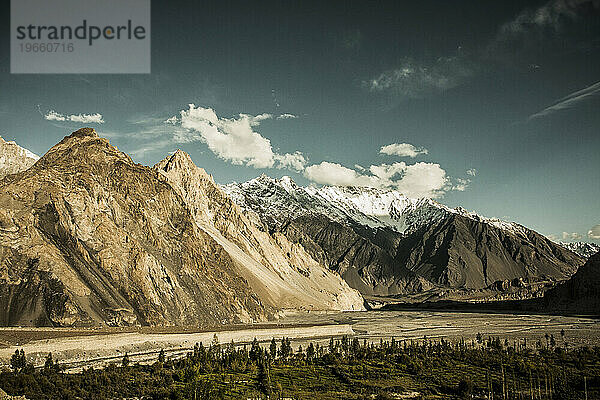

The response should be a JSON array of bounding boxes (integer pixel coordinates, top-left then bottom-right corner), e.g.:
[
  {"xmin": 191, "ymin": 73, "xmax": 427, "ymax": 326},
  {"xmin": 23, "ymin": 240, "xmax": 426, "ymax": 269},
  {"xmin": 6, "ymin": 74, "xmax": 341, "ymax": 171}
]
[
  {"xmin": 306, "ymin": 342, "xmax": 315, "ymax": 363},
  {"xmin": 10, "ymin": 349, "xmax": 26, "ymax": 372},
  {"xmin": 257, "ymin": 355, "xmax": 272, "ymax": 396},
  {"xmin": 43, "ymin": 352, "xmax": 54, "ymax": 372},
  {"xmin": 269, "ymin": 337, "xmax": 277, "ymax": 361},
  {"xmin": 249, "ymin": 338, "xmax": 262, "ymax": 363},
  {"xmin": 122, "ymin": 352, "xmax": 130, "ymax": 367},
  {"xmin": 476, "ymin": 332, "xmax": 483, "ymax": 344}
]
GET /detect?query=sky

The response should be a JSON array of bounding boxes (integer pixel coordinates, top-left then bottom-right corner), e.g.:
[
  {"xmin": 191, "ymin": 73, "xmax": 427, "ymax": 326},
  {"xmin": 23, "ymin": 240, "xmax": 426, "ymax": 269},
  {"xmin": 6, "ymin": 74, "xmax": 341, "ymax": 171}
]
[{"xmin": 0, "ymin": 0, "xmax": 599, "ymax": 243}]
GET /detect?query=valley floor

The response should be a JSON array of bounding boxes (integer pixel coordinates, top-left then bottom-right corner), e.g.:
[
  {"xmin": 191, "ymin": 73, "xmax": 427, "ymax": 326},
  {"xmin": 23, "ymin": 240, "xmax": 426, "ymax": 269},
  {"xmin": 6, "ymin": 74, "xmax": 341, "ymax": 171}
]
[
  {"xmin": 1, "ymin": 324, "xmax": 599, "ymax": 399},
  {"xmin": 0, "ymin": 311, "xmax": 599, "ymax": 373}
]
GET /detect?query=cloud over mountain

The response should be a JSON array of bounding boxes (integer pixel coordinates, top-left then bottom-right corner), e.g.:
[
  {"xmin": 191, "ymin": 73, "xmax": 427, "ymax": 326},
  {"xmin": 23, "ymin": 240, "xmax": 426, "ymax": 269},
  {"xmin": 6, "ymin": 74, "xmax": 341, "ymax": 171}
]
[
  {"xmin": 173, "ymin": 105, "xmax": 306, "ymax": 170},
  {"xmin": 44, "ymin": 110, "xmax": 104, "ymax": 124},
  {"xmin": 304, "ymin": 160, "xmax": 449, "ymax": 198},
  {"xmin": 589, "ymin": 224, "xmax": 600, "ymax": 240}
]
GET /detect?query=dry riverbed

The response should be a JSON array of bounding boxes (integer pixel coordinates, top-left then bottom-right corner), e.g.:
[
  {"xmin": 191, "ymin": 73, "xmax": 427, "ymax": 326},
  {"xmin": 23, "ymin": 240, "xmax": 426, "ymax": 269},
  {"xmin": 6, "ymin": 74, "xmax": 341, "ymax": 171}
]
[{"xmin": 0, "ymin": 311, "xmax": 598, "ymax": 372}]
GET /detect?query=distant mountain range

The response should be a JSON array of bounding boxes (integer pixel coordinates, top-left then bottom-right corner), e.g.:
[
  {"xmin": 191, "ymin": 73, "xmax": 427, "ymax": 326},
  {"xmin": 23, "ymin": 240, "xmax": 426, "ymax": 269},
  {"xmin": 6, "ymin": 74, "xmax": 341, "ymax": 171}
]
[
  {"xmin": 0, "ymin": 129, "xmax": 591, "ymax": 326},
  {"xmin": 224, "ymin": 176, "xmax": 585, "ymax": 299}
]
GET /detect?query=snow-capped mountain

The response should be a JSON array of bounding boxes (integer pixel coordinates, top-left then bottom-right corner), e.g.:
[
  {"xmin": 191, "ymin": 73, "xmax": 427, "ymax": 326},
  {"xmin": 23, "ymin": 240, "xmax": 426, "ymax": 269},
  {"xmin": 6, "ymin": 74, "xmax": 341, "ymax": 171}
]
[
  {"xmin": 223, "ymin": 176, "xmax": 583, "ymax": 297},
  {"xmin": 224, "ymin": 175, "xmax": 525, "ymax": 237},
  {"xmin": 0, "ymin": 136, "xmax": 39, "ymax": 179},
  {"xmin": 560, "ymin": 242, "xmax": 600, "ymax": 259}
]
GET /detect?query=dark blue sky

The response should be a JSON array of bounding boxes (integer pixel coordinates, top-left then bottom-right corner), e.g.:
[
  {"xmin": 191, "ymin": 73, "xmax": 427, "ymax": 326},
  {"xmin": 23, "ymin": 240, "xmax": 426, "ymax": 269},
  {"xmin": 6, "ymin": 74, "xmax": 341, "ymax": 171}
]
[{"xmin": 0, "ymin": 0, "xmax": 599, "ymax": 242}]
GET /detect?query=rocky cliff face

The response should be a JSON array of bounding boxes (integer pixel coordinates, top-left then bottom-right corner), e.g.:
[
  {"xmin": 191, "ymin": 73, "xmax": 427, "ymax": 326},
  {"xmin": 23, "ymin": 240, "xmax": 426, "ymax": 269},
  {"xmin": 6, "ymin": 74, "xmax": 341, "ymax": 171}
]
[
  {"xmin": 0, "ymin": 129, "xmax": 362, "ymax": 327},
  {"xmin": 0, "ymin": 136, "xmax": 38, "ymax": 179},
  {"xmin": 154, "ymin": 151, "xmax": 363, "ymax": 312},
  {"xmin": 224, "ymin": 176, "xmax": 583, "ymax": 298}
]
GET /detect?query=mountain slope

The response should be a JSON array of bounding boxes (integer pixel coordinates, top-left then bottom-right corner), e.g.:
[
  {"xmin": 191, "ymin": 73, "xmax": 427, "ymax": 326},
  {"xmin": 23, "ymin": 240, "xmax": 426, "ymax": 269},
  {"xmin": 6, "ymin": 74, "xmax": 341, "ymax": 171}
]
[
  {"xmin": 224, "ymin": 176, "xmax": 583, "ymax": 297},
  {"xmin": 0, "ymin": 136, "xmax": 39, "ymax": 179},
  {"xmin": 543, "ymin": 251, "xmax": 600, "ymax": 315},
  {"xmin": 154, "ymin": 151, "xmax": 363, "ymax": 312},
  {"xmin": 0, "ymin": 129, "xmax": 362, "ymax": 327}
]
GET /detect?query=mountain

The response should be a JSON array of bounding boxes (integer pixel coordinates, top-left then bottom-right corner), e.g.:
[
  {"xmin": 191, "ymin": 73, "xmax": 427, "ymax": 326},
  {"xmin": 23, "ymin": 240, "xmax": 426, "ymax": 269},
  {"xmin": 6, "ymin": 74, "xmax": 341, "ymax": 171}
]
[
  {"xmin": 0, "ymin": 136, "xmax": 39, "ymax": 179},
  {"xmin": 543, "ymin": 251, "xmax": 600, "ymax": 315},
  {"xmin": 0, "ymin": 129, "xmax": 363, "ymax": 327},
  {"xmin": 559, "ymin": 242, "xmax": 600, "ymax": 259},
  {"xmin": 153, "ymin": 150, "xmax": 363, "ymax": 312},
  {"xmin": 223, "ymin": 176, "xmax": 583, "ymax": 298}
]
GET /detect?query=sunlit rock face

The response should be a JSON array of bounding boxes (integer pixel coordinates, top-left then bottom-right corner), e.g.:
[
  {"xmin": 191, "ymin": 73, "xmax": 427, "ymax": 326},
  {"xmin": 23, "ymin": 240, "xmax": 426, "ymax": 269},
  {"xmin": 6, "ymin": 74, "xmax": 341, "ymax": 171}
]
[
  {"xmin": 0, "ymin": 136, "xmax": 39, "ymax": 179},
  {"xmin": 0, "ymin": 128, "xmax": 363, "ymax": 327}
]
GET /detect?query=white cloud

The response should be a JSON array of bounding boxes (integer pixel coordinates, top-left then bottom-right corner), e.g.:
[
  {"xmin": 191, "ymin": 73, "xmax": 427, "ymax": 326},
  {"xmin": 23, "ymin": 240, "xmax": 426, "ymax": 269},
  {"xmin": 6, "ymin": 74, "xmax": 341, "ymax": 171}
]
[
  {"xmin": 304, "ymin": 160, "xmax": 449, "ymax": 198},
  {"xmin": 562, "ymin": 231, "xmax": 583, "ymax": 241},
  {"xmin": 164, "ymin": 116, "xmax": 179, "ymax": 125},
  {"xmin": 277, "ymin": 113, "xmax": 298, "ymax": 120},
  {"xmin": 304, "ymin": 162, "xmax": 377, "ymax": 187},
  {"xmin": 488, "ymin": 0, "xmax": 599, "ymax": 62},
  {"xmin": 176, "ymin": 105, "xmax": 303, "ymax": 170},
  {"xmin": 466, "ymin": 168, "xmax": 478, "ymax": 177},
  {"xmin": 44, "ymin": 110, "xmax": 104, "ymax": 124},
  {"xmin": 452, "ymin": 178, "xmax": 470, "ymax": 192},
  {"xmin": 275, "ymin": 152, "xmax": 307, "ymax": 172},
  {"xmin": 380, "ymin": 143, "xmax": 428, "ymax": 158},
  {"xmin": 588, "ymin": 224, "xmax": 600, "ymax": 240},
  {"xmin": 365, "ymin": 56, "xmax": 473, "ymax": 100},
  {"xmin": 498, "ymin": 0, "xmax": 595, "ymax": 37},
  {"xmin": 44, "ymin": 110, "xmax": 66, "ymax": 121},
  {"xmin": 250, "ymin": 113, "xmax": 273, "ymax": 124},
  {"xmin": 178, "ymin": 105, "xmax": 275, "ymax": 168},
  {"xmin": 528, "ymin": 81, "xmax": 600, "ymax": 120},
  {"xmin": 69, "ymin": 113, "xmax": 104, "ymax": 124},
  {"xmin": 392, "ymin": 162, "xmax": 448, "ymax": 198}
]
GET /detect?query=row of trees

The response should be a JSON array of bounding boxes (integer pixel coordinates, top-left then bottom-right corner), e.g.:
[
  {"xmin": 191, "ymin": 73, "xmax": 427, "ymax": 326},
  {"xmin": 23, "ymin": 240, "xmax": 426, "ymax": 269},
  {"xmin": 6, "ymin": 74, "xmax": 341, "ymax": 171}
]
[{"xmin": 2, "ymin": 333, "xmax": 598, "ymax": 399}]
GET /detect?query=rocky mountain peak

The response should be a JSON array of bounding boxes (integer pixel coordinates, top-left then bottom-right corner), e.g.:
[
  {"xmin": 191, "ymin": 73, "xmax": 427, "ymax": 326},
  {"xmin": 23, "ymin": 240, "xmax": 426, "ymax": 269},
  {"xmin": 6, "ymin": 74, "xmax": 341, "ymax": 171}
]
[
  {"xmin": 0, "ymin": 135, "xmax": 39, "ymax": 180},
  {"xmin": 252, "ymin": 173, "xmax": 277, "ymax": 185},
  {"xmin": 55, "ymin": 127, "xmax": 104, "ymax": 148},
  {"xmin": 155, "ymin": 149, "xmax": 213, "ymax": 183},
  {"xmin": 69, "ymin": 127, "xmax": 98, "ymax": 139},
  {"xmin": 32, "ymin": 128, "xmax": 133, "ymax": 173}
]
